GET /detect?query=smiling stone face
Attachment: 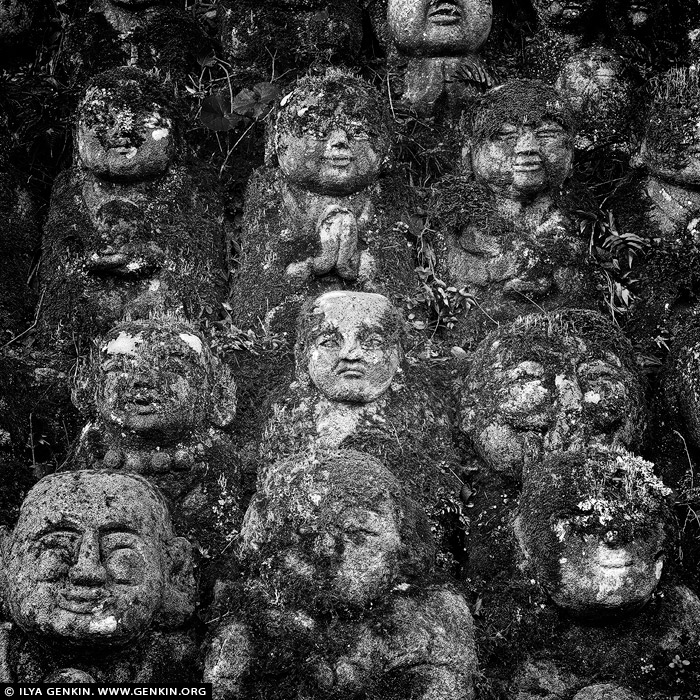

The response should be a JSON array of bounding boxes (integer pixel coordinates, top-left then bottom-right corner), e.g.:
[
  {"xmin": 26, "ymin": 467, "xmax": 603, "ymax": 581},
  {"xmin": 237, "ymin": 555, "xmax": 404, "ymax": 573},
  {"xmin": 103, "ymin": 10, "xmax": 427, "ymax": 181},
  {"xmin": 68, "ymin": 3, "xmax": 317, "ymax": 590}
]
[
  {"xmin": 387, "ymin": 0, "xmax": 492, "ymax": 56},
  {"xmin": 459, "ymin": 311, "xmax": 646, "ymax": 479},
  {"xmin": 77, "ymin": 68, "xmax": 176, "ymax": 182},
  {"xmin": 516, "ymin": 447, "xmax": 671, "ymax": 618},
  {"xmin": 95, "ymin": 322, "xmax": 211, "ymax": 440},
  {"xmin": 297, "ymin": 291, "xmax": 403, "ymax": 403},
  {"xmin": 3, "ymin": 471, "xmax": 193, "ymax": 648},
  {"xmin": 274, "ymin": 73, "xmax": 391, "ymax": 196},
  {"xmin": 466, "ymin": 81, "xmax": 574, "ymax": 201}
]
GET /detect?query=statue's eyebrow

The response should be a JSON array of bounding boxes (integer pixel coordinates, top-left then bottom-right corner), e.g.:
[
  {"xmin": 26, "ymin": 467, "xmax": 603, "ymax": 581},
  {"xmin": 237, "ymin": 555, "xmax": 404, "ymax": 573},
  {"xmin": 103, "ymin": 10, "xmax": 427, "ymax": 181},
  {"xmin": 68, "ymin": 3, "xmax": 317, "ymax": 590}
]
[
  {"xmin": 99, "ymin": 524, "xmax": 141, "ymax": 537},
  {"xmin": 358, "ymin": 322, "xmax": 384, "ymax": 335},
  {"xmin": 33, "ymin": 517, "xmax": 82, "ymax": 540}
]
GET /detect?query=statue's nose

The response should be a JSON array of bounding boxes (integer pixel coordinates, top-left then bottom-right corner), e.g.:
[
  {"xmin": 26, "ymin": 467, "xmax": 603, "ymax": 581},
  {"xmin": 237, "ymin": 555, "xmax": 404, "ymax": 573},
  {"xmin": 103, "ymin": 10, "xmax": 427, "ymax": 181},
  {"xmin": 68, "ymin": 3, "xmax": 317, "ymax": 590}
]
[
  {"xmin": 327, "ymin": 129, "xmax": 350, "ymax": 149},
  {"xmin": 543, "ymin": 375, "xmax": 584, "ymax": 452},
  {"xmin": 69, "ymin": 531, "xmax": 107, "ymax": 587}
]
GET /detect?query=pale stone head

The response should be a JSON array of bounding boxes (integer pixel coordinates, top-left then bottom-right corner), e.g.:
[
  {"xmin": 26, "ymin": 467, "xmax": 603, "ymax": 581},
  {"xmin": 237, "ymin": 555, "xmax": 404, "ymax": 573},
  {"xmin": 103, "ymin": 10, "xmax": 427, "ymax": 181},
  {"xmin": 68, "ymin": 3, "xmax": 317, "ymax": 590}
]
[
  {"xmin": 2, "ymin": 471, "xmax": 195, "ymax": 648},
  {"xmin": 0, "ymin": 0, "xmax": 36, "ymax": 45},
  {"xmin": 464, "ymin": 81, "xmax": 575, "ymax": 201},
  {"xmin": 532, "ymin": 0, "xmax": 602, "ymax": 32},
  {"xmin": 274, "ymin": 72, "xmax": 392, "ymax": 196},
  {"xmin": 296, "ymin": 291, "xmax": 404, "ymax": 403},
  {"xmin": 387, "ymin": 0, "xmax": 492, "ymax": 57},
  {"xmin": 459, "ymin": 311, "xmax": 646, "ymax": 479},
  {"xmin": 516, "ymin": 447, "xmax": 671, "ymax": 618},
  {"xmin": 242, "ymin": 450, "xmax": 434, "ymax": 608},
  {"xmin": 637, "ymin": 69, "xmax": 700, "ymax": 187},
  {"xmin": 75, "ymin": 319, "xmax": 236, "ymax": 442},
  {"xmin": 77, "ymin": 67, "xmax": 177, "ymax": 182}
]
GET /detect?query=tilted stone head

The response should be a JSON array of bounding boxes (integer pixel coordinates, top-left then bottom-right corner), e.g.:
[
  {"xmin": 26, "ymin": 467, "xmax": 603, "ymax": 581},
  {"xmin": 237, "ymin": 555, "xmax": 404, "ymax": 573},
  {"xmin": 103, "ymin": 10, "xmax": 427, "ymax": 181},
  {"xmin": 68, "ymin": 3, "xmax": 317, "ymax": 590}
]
[
  {"xmin": 387, "ymin": 0, "xmax": 492, "ymax": 57},
  {"xmin": 242, "ymin": 449, "xmax": 434, "ymax": 608},
  {"xmin": 459, "ymin": 310, "xmax": 646, "ymax": 479},
  {"xmin": 74, "ymin": 318, "xmax": 236, "ymax": 442},
  {"xmin": 516, "ymin": 446, "xmax": 672, "ymax": 618},
  {"xmin": 0, "ymin": 0, "xmax": 37, "ymax": 46},
  {"xmin": 77, "ymin": 67, "xmax": 178, "ymax": 182},
  {"xmin": 637, "ymin": 69, "xmax": 700, "ymax": 187},
  {"xmin": 463, "ymin": 80, "xmax": 575, "ymax": 201},
  {"xmin": 273, "ymin": 71, "xmax": 392, "ymax": 196},
  {"xmin": 295, "ymin": 291, "xmax": 404, "ymax": 403},
  {"xmin": 2, "ymin": 471, "xmax": 195, "ymax": 648},
  {"xmin": 532, "ymin": 0, "xmax": 602, "ymax": 32}
]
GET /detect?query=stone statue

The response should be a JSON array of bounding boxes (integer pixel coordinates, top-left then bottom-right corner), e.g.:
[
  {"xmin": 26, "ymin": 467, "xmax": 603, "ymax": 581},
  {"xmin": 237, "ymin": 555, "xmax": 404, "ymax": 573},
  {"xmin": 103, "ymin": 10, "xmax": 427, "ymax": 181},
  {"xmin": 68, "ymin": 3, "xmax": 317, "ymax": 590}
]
[
  {"xmin": 260, "ymin": 291, "xmax": 466, "ymax": 562},
  {"xmin": 386, "ymin": 0, "xmax": 495, "ymax": 117},
  {"xmin": 205, "ymin": 450, "xmax": 477, "ymax": 699},
  {"xmin": 71, "ymin": 318, "xmax": 240, "ymax": 549},
  {"xmin": 434, "ymin": 81, "xmax": 596, "ymax": 343},
  {"xmin": 60, "ymin": 0, "xmax": 208, "ymax": 85},
  {"xmin": 457, "ymin": 310, "xmax": 646, "ymax": 481},
  {"xmin": 41, "ymin": 67, "xmax": 227, "ymax": 355},
  {"xmin": 232, "ymin": 70, "xmax": 417, "ymax": 335},
  {"xmin": 516, "ymin": 446, "xmax": 671, "ymax": 619},
  {"xmin": 0, "ymin": 471, "xmax": 197, "ymax": 682},
  {"xmin": 218, "ymin": 0, "xmax": 363, "ymax": 83},
  {"xmin": 0, "ymin": 0, "xmax": 42, "ymax": 58}
]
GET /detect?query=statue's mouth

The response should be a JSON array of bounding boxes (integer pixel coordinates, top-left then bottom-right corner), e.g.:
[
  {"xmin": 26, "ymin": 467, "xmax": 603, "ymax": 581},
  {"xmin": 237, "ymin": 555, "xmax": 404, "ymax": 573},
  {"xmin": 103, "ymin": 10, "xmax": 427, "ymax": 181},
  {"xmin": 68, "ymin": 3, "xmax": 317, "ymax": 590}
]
[
  {"xmin": 324, "ymin": 155, "xmax": 354, "ymax": 167},
  {"xmin": 514, "ymin": 157, "xmax": 543, "ymax": 172},
  {"xmin": 337, "ymin": 362, "xmax": 366, "ymax": 378},
  {"xmin": 58, "ymin": 589, "xmax": 108, "ymax": 615},
  {"xmin": 427, "ymin": 0, "xmax": 461, "ymax": 25}
]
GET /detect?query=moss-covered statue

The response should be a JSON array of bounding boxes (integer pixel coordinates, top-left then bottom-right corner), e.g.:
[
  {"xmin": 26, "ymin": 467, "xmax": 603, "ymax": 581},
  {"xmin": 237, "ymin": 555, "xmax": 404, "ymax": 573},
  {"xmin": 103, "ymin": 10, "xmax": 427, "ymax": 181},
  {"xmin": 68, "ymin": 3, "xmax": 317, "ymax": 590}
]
[
  {"xmin": 218, "ymin": 0, "xmax": 362, "ymax": 83},
  {"xmin": 385, "ymin": 0, "xmax": 495, "ymax": 118},
  {"xmin": 506, "ymin": 447, "xmax": 700, "ymax": 697},
  {"xmin": 204, "ymin": 450, "xmax": 478, "ymax": 700},
  {"xmin": 71, "ymin": 318, "xmax": 240, "ymax": 553},
  {"xmin": 232, "ymin": 70, "xmax": 417, "ymax": 335},
  {"xmin": 60, "ymin": 0, "xmax": 208, "ymax": 86},
  {"xmin": 433, "ymin": 80, "xmax": 596, "ymax": 344},
  {"xmin": 260, "ymin": 291, "xmax": 466, "ymax": 564},
  {"xmin": 0, "ymin": 0, "xmax": 47, "ymax": 61},
  {"xmin": 457, "ymin": 310, "xmax": 646, "ymax": 483},
  {"xmin": 40, "ymin": 67, "xmax": 227, "ymax": 357},
  {"xmin": 0, "ymin": 471, "xmax": 198, "ymax": 683}
]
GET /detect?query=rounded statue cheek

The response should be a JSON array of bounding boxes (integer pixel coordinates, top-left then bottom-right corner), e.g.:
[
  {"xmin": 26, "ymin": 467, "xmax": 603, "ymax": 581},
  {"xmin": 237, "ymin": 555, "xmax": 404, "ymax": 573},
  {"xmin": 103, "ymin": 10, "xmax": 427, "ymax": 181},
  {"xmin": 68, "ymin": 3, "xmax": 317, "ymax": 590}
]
[{"xmin": 476, "ymin": 421, "xmax": 534, "ymax": 476}]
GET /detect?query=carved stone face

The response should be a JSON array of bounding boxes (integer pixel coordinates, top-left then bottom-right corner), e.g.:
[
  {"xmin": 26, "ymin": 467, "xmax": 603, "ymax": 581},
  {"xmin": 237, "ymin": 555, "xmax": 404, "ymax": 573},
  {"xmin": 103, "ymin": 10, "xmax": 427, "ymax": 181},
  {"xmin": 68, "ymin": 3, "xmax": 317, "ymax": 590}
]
[
  {"xmin": 4, "ymin": 472, "xmax": 181, "ymax": 647},
  {"xmin": 517, "ymin": 449, "xmax": 670, "ymax": 618},
  {"xmin": 96, "ymin": 326, "xmax": 210, "ymax": 439},
  {"xmin": 0, "ymin": 0, "xmax": 34, "ymax": 44},
  {"xmin": 78, "ymin": 80, "xmax": 175, "ymax": 182},
  {"xmin": 460, "ymin": 313, "xmax": 645, "ymax": 478},
  {"xmin": 302, "ymin": 292, "xmax": 402, "ymax": 403},
  {"xmin": 387, "ymin": 0, "xmax": 492, "ymax": 56},
  {"xmin": 532, "ymin": 0, "xmax": 600, "ymax": 32},
  {"xmin": 641, "ymin": 119, "xmax": 700, "ymax": 187},
  {"xmin": 471, "ymin": 117, "xmax": 573, "ymax": 200},
  {"xmin": 275, "ymin": 77, "xmax": 390, "ymax": 196},
  {"xmin": 667, "ymin": 335, "xmax": 700, "ymax": 449}
]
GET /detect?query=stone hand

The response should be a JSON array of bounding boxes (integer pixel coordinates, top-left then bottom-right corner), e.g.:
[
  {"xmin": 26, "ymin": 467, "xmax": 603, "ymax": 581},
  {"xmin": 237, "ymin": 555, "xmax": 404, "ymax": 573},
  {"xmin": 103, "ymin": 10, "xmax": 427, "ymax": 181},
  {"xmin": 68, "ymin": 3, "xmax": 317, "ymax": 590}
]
[{"xmin": 313, "ymin": 205, "xmax": 360, "ymax": 280}]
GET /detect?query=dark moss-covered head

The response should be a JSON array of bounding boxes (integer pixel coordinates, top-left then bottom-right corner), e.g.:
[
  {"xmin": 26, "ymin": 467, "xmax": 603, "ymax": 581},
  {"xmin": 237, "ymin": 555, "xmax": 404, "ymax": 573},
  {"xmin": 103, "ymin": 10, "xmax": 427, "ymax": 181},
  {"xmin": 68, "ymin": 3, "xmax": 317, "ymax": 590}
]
[
  {"xmin": 459, "ymin": 310, "xmax": 646, "ymax": 480},
  {"xmin": 242, "ymin": 449, "xmax": 435, "ymax": 610},
  {"xmin": 272, "ymin": 70, "xmax": 393, "ymax": 194},
  {"xmin": 517, "ymin": 446, "xmax": 672, "ymax": 619},
  {"xmin": 532, "ymin": 0, "xmax": 602, "ymax": 33},
  {"xmin": 638, "ymin": 68, "xmax": 700, "ymax": 185},
  {"xmin": 73, "ymin": 316, "xmax": 237, "ymax": 442},
  {"xmin": 294, "ymin": 291, "xmax": 406, "ymax": 403},
  {"xmin": 77, "ymin": 67, "xmax": 180, "ymax": 182}
]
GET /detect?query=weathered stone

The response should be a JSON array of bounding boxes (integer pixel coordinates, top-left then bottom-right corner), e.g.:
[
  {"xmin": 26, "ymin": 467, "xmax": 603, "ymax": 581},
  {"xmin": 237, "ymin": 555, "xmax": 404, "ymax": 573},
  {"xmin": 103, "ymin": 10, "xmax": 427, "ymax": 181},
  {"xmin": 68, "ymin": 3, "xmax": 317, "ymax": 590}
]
[
  {"xmin": 40, "ymin": 68, "xmax": 227, "ymax": 355},
  {"xmin": 0, "ymin": 0, "xmax": 41, "ymax": 55},
  {"xmin": 516, "ymin": 446, "xmax": 671, "ymax": 618},
  {"xmin": 71, "ymin": 318, "xmax": 241, "ymax": 550},
  {"xmin": 259, "ymin": 291, "xmax": 466, "ymax": 563},
  {"xmin": 434, "ymin": 80, "xmax": 597, "ymax": 343},
  {"xmin": 0, "ymin": 470, "xmax": 197, "ymax": 682},
  {"xmin": 386, "ymin": 0, "xmax": 494, "ymax": 116},
  {"xmin": 232, "ymin": 71, "xmax": 417, "ymax": 334},
  {"xmin": 457, "ymin": 310, "xmax": 646, "ymax": 480},
  {"xmin": 205, "ymin": 450, "xmax": 477, "ymax": 699},
  {"xmin": 573, "ymin": 684, "xmax": 641, "ymax": 700}
]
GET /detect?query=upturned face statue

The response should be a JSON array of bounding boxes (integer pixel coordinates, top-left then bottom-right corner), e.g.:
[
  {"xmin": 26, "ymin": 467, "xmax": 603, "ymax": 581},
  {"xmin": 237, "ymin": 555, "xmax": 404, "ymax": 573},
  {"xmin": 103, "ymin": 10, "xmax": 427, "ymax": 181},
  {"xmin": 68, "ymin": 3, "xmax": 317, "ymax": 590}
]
[
  {"xmin": 274, "ymin": 74, "xmax": 391, "ymax": 196},
  {"xmin": 637, "ymin": 70, "xmax": 700, "ymax": 187},
  {"xmin": 243, "ymin": 450, "xmax": 433, "ymax": 608},
  {"xmin": 532, "ymin": 0, "xmax": 601, "ymax": 32},
  {"xmin": 77, "ymin": 69, "xmax": 176, "ymax": 182},
  {"xmin": 297, "ymin": 291, "xmax": 403, "ymax": 403},
  {"xmin": 2, "ymin": 471, "xmax": 194, "ymax": 648},
  {"xmin": 460, "ymin": 311, "xmax": 646, "ymax": 479},
  {"xmin": 387, "ymin": 0, "xmax": 492, "ymax": 56},
  {"xmin": 467, "ymin": 82, "xmax": 574, "ymax": 201},
  {"xmin": 516, "ymin": 448, "xmax": 670, "ymax": 618},
  {"xmin": 95, "ymin": 325, "xmax": 211, "ymax": 439}
]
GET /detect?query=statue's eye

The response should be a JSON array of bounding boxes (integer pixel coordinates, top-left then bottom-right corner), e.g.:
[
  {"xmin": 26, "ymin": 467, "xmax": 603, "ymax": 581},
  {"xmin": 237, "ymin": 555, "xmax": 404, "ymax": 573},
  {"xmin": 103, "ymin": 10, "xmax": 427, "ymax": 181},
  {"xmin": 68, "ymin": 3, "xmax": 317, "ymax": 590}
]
[
  {"xmin": 496, "ymin": 129, "xmax": 517, "ymax": 142},
  {"xmin": 362, "ymin": 335, "xmax": 384, "ymax": 350},
  {"xmin": 319, "ymin": 335, "xmax": 340, "ymax": 348},
  {"xmin": 536, "ymin": 128, "xmax": 563, "ymax": 139}
]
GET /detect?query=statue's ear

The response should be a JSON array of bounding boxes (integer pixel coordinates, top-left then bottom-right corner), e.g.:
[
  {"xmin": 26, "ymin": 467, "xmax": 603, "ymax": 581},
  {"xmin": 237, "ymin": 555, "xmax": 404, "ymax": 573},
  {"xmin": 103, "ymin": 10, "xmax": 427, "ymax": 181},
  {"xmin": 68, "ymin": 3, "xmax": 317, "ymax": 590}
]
[
  {"xmin": 159, "ymin": 536, "xmax": 196, "ymax": 630},
  {"xmin": 0, "ymin": 526, "xmax": 12, "ymax": 604},
  {"xmin": 71, "ymin": 355, "xmax": 97, "ymax": 416},
  {"xmin": 460, "ymin": 136, "xmax": 474, "ymax": 177},
  {"xmin": 211, "ymin": 363, "xmax": 237, "ymax": 429}
]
